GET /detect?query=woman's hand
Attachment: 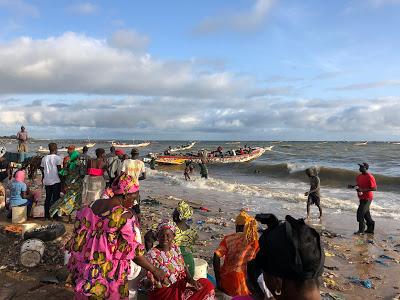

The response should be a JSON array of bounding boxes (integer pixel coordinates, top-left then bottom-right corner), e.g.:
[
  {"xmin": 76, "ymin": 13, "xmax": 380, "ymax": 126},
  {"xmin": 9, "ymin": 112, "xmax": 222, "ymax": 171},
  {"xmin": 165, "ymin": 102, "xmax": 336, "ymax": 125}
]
[{"xmin": 152, "ymin": 268, "xmax": 166, "ymax": 282}]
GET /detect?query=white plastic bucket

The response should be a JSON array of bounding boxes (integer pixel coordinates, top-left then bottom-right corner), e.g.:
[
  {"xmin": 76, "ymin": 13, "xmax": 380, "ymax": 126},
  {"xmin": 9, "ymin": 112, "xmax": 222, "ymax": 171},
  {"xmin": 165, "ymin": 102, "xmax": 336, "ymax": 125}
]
[
  {"xmin": 20, "ymin": 238, "xmax": 45, "ymax": 267},
  {"xmin": 193, "ymin": 258, "xmax": 208, "ymax": 280},
  {"xmin": 12, "ymin": 206, "xmax": 27, "ymax": 224}
]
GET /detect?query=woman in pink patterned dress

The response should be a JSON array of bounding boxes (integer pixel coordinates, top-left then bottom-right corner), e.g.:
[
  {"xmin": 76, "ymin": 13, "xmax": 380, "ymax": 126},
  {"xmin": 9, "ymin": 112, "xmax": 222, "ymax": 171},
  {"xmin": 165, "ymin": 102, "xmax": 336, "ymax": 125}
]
[
  {"xmin": 145, "ymin": 220, "xmax": 215, "ymax": 300},
  {"xmin": 66, "ymin": 175, "xmax": 165, "ymax": 299}
]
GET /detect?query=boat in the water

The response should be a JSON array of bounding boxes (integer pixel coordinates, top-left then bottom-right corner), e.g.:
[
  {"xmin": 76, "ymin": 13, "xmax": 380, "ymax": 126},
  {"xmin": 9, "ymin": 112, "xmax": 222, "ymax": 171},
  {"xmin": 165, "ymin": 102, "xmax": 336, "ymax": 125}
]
[
  {"xmin": 156, "ymin": 147, "xmax": 266, "ymax": 165},
  {"xmin": 111, "ymin": 141, "xmax": 150, "ymax": 148},
  {"xmin": 354, "ymin": 141, "xmax": 368, "ymax": 146},
  {"xmin": 37, "ymin": 142, "xmax": 96, "ymax": 154},
  {"xmin": 170, "ymin": 142, "xmax": 196, "ymax": 152}
]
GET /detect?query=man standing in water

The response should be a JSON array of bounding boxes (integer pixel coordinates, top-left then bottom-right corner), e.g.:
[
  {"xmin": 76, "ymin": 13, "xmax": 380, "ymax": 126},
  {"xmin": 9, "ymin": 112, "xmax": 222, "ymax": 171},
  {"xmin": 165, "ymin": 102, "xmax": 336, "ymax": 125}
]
[
  {"xmin": 348, "ymin": 162, "xmax": 377, "ymax": 234},
  {"xmin": 305, "ymin": 168, "xmax": 322, "ymax": 219},
  {"xmin": 199, "ymin": 159, "xmax": 208, "ymax": 179}
]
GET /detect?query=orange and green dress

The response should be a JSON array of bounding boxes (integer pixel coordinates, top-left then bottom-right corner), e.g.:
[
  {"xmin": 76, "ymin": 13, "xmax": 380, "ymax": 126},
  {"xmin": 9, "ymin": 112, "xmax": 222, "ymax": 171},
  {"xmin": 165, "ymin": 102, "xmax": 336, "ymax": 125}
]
[
  {"xmin": 66, "ymin": 205, "xmax": 144, "ymax": 299},
  {"xmin": 215, "ymin": 232, "xmax": 259, "ymax": 296}
]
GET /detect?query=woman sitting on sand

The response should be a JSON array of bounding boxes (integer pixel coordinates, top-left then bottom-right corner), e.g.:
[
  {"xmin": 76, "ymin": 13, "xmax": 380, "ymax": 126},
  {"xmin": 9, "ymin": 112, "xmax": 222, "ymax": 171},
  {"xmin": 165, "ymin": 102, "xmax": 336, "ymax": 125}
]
[
  {"xmin": 144, "ymin": 220, "xmax": 215, "ymax": 300},
  {"xmin": 213, "ymin": 210, "xmax": 259, "ymax": 297},
  {"xmin": 50, "ymin": 150, "xmax": 83, "ymax": 219},
  {"xmin": 144, "ymin": 201, "xmax": 199, "ymax": 277},
  {"xmin": 65, "ymin": 175, "xmax": 165, "ymax": 299},
  {"xmin": 251, "ymin": 215, "xmax": 324, "ymax": 300},
  {"xmin": 7, "ymin": 170, "xmax": 36, "ymax": 217},
  {"xmin": 82, "ymin": 148, "xmax": 108, "ymax": 206}
]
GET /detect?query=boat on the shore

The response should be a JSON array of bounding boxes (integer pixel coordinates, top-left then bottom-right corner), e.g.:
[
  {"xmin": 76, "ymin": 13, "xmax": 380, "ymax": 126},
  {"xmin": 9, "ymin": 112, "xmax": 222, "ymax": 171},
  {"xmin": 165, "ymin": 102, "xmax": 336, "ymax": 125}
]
[
  {"xmin": 111, "ymin": 141, "xmax": 150, "ymax": 148},
  {"xmin": 170, "ymin": 142, "xmax": 196, "ymax": 152},
  {"xmin": 155, "ymin": 147, "xmax": 266, "ymax": 165}
]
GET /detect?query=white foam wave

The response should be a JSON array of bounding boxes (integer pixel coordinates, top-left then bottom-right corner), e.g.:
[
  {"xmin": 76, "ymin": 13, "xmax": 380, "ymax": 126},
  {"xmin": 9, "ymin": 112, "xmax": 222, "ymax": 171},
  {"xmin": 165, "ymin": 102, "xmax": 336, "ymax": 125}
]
[{"xmin": 147, "ymin": 169, "xmax": 399, "ymax": 219}]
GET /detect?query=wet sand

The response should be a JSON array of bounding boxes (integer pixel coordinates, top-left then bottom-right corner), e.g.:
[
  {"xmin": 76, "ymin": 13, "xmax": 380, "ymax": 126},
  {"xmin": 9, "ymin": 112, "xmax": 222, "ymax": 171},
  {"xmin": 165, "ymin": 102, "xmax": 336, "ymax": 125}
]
[{"xmin": 1, "ymin": 180, "xmax": 400, "ymax": 299}]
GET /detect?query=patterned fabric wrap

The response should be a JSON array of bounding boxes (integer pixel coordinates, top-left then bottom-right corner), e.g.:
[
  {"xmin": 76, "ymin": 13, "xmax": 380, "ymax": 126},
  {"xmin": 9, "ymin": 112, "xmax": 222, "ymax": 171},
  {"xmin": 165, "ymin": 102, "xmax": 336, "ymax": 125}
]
[
  {"xmin": 235, "ymin": 210, "xmax": 259, "ymax": 244},
  {"xmin": 177, "ymin": 200, "xmax": 193, "ymax": 220},
  {"xmin": 66, "ymin": 206, "xmax": 144, "ymax": 299},
  {"xmin": 157, "ymin": 219, "xmax": 176, "ymax": 235},
  {"xmin": 111, "ymin": 174, "xmax": 139, "ymax": 195},
  {"xmin": 50, "ymin": 159, "xmax": 83, "ymax": 217},
  {"xmin": 145, "ymin": 244, "xmax": 186, "ymax": 289}
]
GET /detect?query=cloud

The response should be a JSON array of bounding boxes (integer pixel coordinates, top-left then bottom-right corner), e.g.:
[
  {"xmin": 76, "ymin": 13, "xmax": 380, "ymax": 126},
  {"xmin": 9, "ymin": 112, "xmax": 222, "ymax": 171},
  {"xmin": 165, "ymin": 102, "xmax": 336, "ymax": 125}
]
[
  {"xmin": 0, "ymin": 0, "xmax": 39, "ymax": 17},
  {"xmin": 333, "ymin": 80, "xmax": 400, "ymax": 91},
  {"xmin": 247, "ymin": 86, "xmax": 298, "ymax": 98},
  {"xmin": 0, "ymin": 32, "xmax": 245, "ymax": 98},
  {"xmin": 193, "ymin": 0, "xmax": 276, "ymax": 35},
  {"xmin": 1, "ymin": 96, "xmax": 399, "ymax": 140},
  {"xmin": 108, "ymin": 29, "xmax": 150, "ymax": 52},
  {"xmin": 67, "ymin": 2, "xmax": 98, "ymax": 15}
]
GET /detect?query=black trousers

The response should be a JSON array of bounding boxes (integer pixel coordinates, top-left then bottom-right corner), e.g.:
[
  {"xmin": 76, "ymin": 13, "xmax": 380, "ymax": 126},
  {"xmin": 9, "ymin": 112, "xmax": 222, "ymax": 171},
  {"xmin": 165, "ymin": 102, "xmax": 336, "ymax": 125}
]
[
  {"xmin": 45, "ymin": 182, "xmax": 61, "ymax": 218},
  {"xmin": 357, "ymin": 200, "xmax": 374, "ymax": 231}
]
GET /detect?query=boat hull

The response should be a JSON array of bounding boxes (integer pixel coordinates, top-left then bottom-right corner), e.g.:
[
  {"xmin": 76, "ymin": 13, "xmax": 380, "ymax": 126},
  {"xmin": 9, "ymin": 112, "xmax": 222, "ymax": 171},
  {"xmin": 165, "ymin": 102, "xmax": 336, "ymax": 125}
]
[
  {"xmin": 111, "ymin": 142, "xmax": 150, "ymax": 148},
  {"xmin": 156, "ymin": 147, "xmax": 266, "ymax": 165},
  {"xmin": 170, "ymin": 142, "xmax": 196, "ymax": 152}
]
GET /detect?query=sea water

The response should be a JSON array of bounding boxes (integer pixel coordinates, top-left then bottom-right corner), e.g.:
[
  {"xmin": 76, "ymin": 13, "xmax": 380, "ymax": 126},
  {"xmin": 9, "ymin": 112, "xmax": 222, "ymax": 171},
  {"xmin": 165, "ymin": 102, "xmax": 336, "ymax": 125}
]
[{"xmin": 3, "ymin": 139, "xmax": 399, "ymax": 219}]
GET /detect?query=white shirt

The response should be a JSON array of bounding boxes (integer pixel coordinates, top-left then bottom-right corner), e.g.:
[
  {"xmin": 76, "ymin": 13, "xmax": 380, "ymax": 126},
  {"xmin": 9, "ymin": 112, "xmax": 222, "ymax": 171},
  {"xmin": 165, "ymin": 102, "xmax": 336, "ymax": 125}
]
[
  {"xmin": 40, "ymin": 154, "xmax": 62, "ymax": 186},
  {"xmin": 120, "ymin": 159, "xmax": 145, "ymax": 186}
]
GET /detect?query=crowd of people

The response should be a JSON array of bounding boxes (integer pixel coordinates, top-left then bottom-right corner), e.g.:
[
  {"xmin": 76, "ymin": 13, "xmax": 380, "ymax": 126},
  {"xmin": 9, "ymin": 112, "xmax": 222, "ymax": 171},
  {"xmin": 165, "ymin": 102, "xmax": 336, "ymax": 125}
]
[{"xmin": 0, "ymin": 133, "xmax": 380, "ymax": 299}]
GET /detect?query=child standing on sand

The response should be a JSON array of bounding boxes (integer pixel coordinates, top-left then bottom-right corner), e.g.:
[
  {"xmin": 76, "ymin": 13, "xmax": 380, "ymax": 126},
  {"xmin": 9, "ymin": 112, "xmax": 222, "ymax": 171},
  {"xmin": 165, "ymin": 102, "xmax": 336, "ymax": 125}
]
[{"xmin": 305, "ymin": 168, "xmax": 322, "ymax": 219}]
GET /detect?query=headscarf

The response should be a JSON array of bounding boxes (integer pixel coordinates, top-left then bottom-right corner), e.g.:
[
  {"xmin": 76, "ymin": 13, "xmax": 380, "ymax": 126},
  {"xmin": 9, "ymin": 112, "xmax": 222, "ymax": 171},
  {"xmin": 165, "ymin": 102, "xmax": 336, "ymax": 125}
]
[
  {"xmin": 67, "ymin": 145, "xmax": 76, "ymax": 152},
  {"xmin": 235, "ymin": 210, "xmax": 259, "ymax": 244},
  {"xmin": 15, "ymin": 170, "xmax": 25, "ymax": 182},
  {"xmin": 176, "ymin": 200, "xmax": 193, "ymax": 220},
  {"xmin": 68, "ymin": 150, "xmax": 80, "ymax": 170},
  {"xmin": 111, "ymin": 174, "xmax": 139, "ymax": 195},
  {"xmin": 0, "ymin": 147, "xmax": 6, "ymax": 158},
  {"xmin": 257, "ymin": 215, "xmax": 324, "ymax": 281},
  {"xmin": 115, "ymin": 149, "xmax": 125, "ymax": 156},
  {"xmin": 157, "ymin": 219, "xmax": 176, "ymax": 235}
]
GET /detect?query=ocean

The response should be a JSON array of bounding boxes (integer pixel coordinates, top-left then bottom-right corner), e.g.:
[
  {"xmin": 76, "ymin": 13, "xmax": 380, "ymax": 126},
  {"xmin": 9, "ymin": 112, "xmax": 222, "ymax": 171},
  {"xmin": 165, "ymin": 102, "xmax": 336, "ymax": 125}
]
[{"xmin": 2, "ymin": 139, "xmax": 399, "ymax": 220}]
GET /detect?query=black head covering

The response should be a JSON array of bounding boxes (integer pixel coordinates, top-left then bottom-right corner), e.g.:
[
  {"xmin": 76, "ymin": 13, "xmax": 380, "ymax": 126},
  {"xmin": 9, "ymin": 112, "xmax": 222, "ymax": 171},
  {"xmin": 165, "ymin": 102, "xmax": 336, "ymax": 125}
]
[
  {"xmin": 257, "ymin": 215, "xmax": 324, "ymax": 281},
  {"xmin": 358, "ymin": 162, "xmax": 369, "ymax": 170}
]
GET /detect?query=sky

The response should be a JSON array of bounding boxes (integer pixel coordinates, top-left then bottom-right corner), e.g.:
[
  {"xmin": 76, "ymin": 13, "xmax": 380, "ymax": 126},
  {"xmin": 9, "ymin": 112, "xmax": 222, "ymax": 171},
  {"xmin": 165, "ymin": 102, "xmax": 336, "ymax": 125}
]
[{"xmin": 0, "ymin": 0, "xmax": 400, "ymax": 141}]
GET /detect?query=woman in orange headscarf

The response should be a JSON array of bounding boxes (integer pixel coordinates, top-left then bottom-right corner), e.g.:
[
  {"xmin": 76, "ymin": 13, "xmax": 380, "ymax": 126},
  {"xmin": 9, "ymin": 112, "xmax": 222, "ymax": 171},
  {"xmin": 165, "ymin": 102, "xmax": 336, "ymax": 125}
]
[{"xmin": 213, "ymin": 210, "xmax": 259, "ymax": 297}]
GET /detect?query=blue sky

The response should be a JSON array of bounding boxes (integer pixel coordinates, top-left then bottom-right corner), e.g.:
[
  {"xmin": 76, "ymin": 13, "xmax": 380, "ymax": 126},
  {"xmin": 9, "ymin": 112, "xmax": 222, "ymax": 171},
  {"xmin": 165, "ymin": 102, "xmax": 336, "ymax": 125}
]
[{"xmin": 0, "ymin": 0, "xmax": 400, "ymax": 140}]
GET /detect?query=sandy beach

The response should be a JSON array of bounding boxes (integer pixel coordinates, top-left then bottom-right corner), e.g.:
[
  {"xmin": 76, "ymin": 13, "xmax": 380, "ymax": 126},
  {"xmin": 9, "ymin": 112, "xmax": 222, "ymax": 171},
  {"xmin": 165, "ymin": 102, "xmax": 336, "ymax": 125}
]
[{"xmin": 1, "ymin": 173, "xmax": 399, "ymax": 299}]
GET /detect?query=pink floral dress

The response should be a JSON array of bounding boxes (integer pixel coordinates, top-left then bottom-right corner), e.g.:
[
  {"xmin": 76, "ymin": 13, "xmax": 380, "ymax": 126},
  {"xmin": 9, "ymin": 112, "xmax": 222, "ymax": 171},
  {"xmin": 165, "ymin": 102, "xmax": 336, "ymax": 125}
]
[{"xmin": 66, "ymin": 205, "xmax": 144, "ymax": 299}]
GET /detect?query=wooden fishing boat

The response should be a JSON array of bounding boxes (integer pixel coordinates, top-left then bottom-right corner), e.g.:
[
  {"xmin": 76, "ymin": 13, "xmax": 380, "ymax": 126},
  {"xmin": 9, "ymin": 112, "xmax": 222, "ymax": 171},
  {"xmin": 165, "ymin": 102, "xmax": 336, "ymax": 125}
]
[
  {"xmin": 156, "ymin": 147, "xmax": 266, "ymax": 165},
  {"xmin": 37, "ymin": 142, "xmax": 96, "ymax": 154},
  {"xmin": 170, "ymin": 141, "xmax": 196, "ymax": 152},
  {"xmin": 111, "ymin": 141, "xmax": 150, "ymax": 148}
]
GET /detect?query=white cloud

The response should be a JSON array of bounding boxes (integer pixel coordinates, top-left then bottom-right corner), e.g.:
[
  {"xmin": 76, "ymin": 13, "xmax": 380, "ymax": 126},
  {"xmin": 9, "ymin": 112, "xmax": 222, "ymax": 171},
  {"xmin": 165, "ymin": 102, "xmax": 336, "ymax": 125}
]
[
  {"xmin": 108, "ymin": 29, "xmax": 150, "ymax": 52},
  {"xmin": 67, "ymin": 2, "xmax": 98, "ymax": 15},
  {"xmin": 0, "ymin": 0, "xmax": 39, "ymax": 17},
  {"xmin": 193, "ymin": 0, "xmax": 276, "ymax": 35},
  {"xmin": 333, "ymin": 80, "xmax": 400, "ymax": 91},
  {"xmin": 1, "ymin": 96, "xmax": 400, "ymax": 140},
  {"xmin": 0, "ymin": 32, "xmax": 244, "ymax": 98}
]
